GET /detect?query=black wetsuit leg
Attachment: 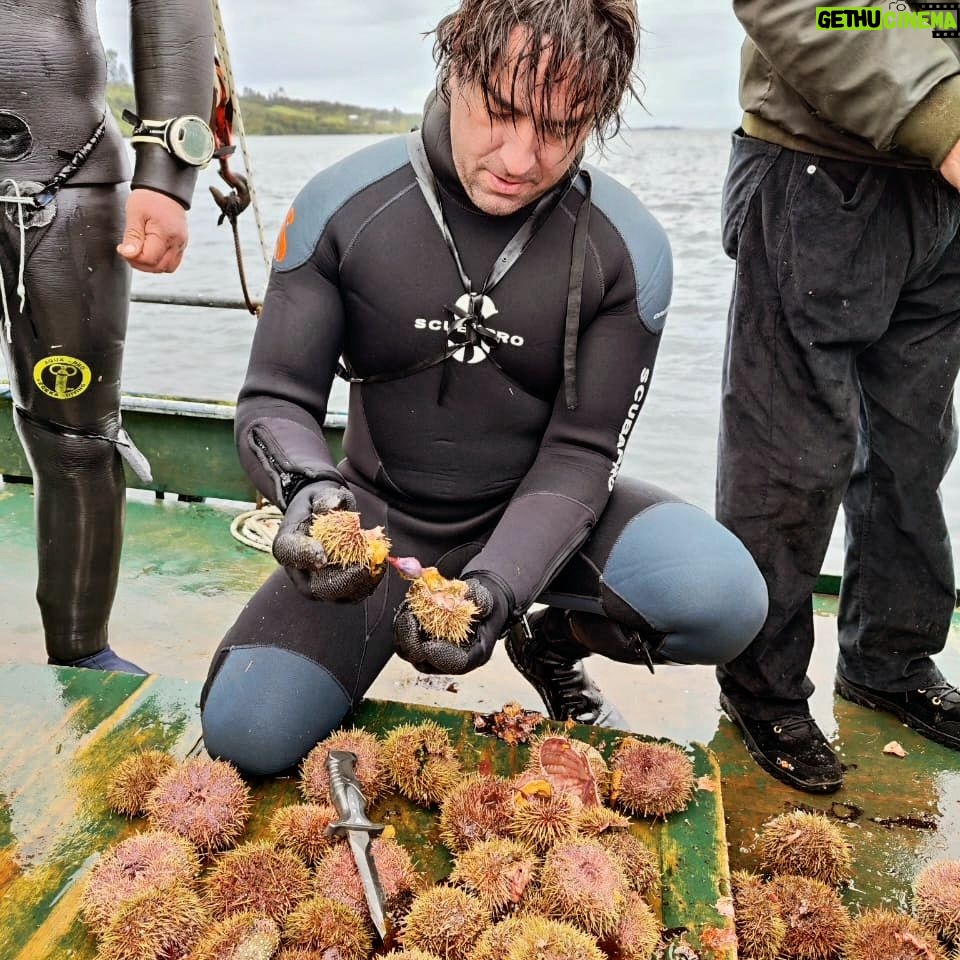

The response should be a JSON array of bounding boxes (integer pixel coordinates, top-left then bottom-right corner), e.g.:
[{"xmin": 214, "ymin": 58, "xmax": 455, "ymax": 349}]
[
  {"xmin": 200, "ymin": 485, "xmax": 493, "ymax": 775},
  {"xmin": 542, "ymin": 476, "xmax": 768, "ymax": 665},
  {"xmin": 1, "ymin": 184, "xmax": 129, "ymax": 661}
]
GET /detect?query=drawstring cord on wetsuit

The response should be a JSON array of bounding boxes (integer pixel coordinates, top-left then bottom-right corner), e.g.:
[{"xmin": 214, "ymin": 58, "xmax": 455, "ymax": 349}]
[
  {"xmin": 0, "ymin": 117, "xmax": 105, "ymax": 344},
  {"xmin": 0, "ymin": 177, "xmax": 29, "ymax": 343}
]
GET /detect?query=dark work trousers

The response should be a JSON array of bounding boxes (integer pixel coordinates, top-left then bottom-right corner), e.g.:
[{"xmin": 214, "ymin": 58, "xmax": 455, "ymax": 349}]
[
  {"xmin": 716, "ymin": 130, "xmax": 960, "ymax": 721},
  {"xmin": 201, "ymin": 473, "xmax": 768, "ymax": 775},
  {"xmin": 0, "ymin": 184, "xmax": 130, "ymax": 661}
]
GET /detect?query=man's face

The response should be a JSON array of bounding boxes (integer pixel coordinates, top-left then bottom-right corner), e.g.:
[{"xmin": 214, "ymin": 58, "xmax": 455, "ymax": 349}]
[{"xmin": 448, "ymin": 26, "xmax": 593, "ymax": 216}]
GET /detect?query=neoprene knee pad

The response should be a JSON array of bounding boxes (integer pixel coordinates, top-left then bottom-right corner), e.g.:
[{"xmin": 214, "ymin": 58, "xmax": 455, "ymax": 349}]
[{"xmin": 201, "ymin": 646, "xmax": 353, "ymax": 776}]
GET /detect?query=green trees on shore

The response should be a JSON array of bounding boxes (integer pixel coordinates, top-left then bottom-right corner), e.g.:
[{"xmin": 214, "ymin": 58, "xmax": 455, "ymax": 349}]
[{"xmin": 105, "ymin": 80, "xmax": 420, "ymax": 136}]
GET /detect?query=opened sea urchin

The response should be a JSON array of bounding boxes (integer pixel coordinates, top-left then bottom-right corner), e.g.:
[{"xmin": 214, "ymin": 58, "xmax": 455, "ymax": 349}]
[
  {"xmin": 309, "ymin": 510, "xmax": 391, "ymax": 570},
  {"xmin": 404, "ymin": 568, "xmax": 481, "ymax": 645}
]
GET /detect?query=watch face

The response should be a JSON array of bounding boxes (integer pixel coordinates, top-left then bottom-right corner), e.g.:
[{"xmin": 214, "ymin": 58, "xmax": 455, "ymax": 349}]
[{"xmin": 169, "ymin": 117, "xmax": 215, "ymax": 166}]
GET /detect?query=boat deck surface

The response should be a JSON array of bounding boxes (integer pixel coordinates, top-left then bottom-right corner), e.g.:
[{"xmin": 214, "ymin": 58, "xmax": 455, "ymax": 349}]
[{"xmin": 2, "ymin": 480, "xmax": 960, "ymax": 956}]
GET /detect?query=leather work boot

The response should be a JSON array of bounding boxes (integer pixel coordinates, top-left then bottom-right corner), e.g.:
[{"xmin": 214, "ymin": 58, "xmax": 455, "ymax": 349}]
[
  {"xmin": 505, "ymin": 607, "xmax": 629, "ymax": 728},
  {"xmin": 836, "ymin": 674, "xmax": 960, "ymax": 750}
]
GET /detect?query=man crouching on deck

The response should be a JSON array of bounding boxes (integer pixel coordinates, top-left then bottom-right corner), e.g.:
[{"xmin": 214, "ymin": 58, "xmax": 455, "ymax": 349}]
[{"xmin": 200, "ymin": 0, "xmax": 768, "ymax": 776}]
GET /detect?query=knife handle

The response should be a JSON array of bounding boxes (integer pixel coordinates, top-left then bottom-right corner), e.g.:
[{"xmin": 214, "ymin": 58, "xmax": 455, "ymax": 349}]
[{"xmin": 326, "ymin": 749, "xmax": 386, "ymax": 837}]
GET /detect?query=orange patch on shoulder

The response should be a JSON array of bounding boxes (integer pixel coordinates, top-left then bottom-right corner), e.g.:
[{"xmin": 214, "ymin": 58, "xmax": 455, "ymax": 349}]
[{"xmin": 275, "ymin": 205, "xmax": 296, "ymax": 262}]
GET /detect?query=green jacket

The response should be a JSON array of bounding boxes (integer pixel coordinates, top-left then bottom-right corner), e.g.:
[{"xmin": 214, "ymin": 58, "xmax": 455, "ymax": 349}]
[{"xmin": 736, "ymin": 0, "xmax": 960, "ymax": 169}]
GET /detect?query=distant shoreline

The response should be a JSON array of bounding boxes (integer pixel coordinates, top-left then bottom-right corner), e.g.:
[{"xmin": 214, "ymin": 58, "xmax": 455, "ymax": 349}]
[{"xmin": 106, "ymin": 83, "xmax": 420, "ymax": 136}]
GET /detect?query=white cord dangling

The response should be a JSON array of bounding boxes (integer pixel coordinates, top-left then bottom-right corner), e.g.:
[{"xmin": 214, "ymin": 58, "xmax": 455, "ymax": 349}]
[{"xmin": 0, "ymin": 177, "xmax": 30, "ymax": 343}]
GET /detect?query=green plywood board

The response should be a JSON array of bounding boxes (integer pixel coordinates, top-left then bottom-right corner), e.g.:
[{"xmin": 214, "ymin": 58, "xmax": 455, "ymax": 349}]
[{"xmin": 0, "ymin": 666, "xmax": 732, "ymax": 960}]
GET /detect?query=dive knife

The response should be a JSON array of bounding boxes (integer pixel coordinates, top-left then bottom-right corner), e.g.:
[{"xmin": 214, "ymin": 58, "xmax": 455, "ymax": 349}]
[{"xmin": 324, "ymin": 749, "xmax": 389, "ymax": 939}]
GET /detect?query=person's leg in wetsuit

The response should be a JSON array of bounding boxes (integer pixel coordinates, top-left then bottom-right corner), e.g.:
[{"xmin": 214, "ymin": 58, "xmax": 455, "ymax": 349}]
[
  {"xmin": 505, "ymin": 476, "xmax": 769, "ymax": 725},
  {"xmin": 0, "ymin": 183, "xmax": 145, "ymax": 673},
  {"xmin": 200, "ymin": 476, "xmax": 767, "ymax": 776}
]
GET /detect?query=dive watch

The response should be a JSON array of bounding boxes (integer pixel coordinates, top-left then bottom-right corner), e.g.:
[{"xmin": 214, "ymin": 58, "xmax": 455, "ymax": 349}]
[{"xmin": 122, "ymin": 109, "xmax": 216, "ymax": 168}]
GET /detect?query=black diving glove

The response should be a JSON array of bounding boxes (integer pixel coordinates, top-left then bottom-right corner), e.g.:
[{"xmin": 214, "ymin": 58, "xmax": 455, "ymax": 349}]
[
  {"xmin": 272, "ymin": 480, "xmax": 384, "ymax": 603},
  {"xmin": 393, "ymin": 573, "xmax": 513, "ymax": 675}
]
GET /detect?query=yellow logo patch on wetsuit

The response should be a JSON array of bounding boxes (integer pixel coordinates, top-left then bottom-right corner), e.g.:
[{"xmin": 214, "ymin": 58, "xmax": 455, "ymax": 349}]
[{"xmin": 33, "ymin": 355, "xmax": 92, "ymax": 400}]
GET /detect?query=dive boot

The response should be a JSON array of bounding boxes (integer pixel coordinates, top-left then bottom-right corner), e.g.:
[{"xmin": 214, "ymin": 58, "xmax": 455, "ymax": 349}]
[{"xmin": 505, "ymin": 607, "xmax": 628, "ymax": 728}]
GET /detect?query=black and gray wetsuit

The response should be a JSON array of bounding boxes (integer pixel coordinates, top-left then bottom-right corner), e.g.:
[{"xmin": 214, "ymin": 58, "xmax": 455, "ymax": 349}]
[
  {"xmin": 201, "ymin": 96, "xmax": 768, "ymax": 775},
  {"xmin": 0, "ymin": 1, "xmax": 213, "ymax": 663}
]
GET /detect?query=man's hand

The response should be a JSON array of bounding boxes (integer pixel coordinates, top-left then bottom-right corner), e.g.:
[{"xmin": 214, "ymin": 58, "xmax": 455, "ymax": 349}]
[
  {"xmin": 272, "ymin": 481, "xmax": 385, "ymax": 602},
  {"xmin": 940, "ymin": 138, "xmax": 960, "ymax": 190},
  {"xmin": 393, "ymin": 574, "xmax": 511, "ymax": 675},
  {"xmin": 117, "ymin": 188, "xmax": 189, "ymax": 273}
]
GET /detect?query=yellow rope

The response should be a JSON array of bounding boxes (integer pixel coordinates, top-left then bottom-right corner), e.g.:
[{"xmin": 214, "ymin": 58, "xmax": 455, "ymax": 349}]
[{"xmin": 230, "ymin": 504, "xmax": 282, "ymax": 552}]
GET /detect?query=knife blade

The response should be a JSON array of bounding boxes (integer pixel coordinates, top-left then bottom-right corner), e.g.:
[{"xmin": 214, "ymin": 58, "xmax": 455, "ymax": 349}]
[{"xmin": 324, "ymin": 749, "xmax": 389, "ymax": 939}]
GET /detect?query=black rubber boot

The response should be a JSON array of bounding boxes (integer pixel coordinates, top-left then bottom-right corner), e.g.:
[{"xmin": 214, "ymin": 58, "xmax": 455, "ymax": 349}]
[{"xmin": 504, "ymin": 607, "xmax": 629, "ymax": 728}]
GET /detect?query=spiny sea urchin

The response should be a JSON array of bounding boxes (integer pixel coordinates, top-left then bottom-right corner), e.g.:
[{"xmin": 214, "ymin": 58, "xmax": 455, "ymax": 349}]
[
  {"xmin": 381, "ymin": 721, "xmax": 462, "ymax": 806},
  {"xmin": 527, "ymin": 734, "xmax": 609, "ymax": 805},
  {"xmin": 268, "ymin": 802, "xmax": 338, "ymax": 866},
  {"xmin": 469, "ymin": 916, "xmax": 530, "ymax": 960},
  {"xmin": 396, "ymin": 561, "xmax": 481, "ymax": 645},
  {"xmin": 282, "ymin": 894, "xmax": 373, "ymax": 960},
  {"xmin": 380, "ymin": 951, "xmax": 444, "ymax": 960},
  {"xmin": 845, "ymin": 908, "xmax": 947, "ymax": 960},
  {"xmin": 599, "ymin": 890, "xmax": 662, "ymax": 960},
  {"xmin": 309, "ymin": 510, "xmax": 391, "ymax": 570},
  {"xmin": 914, "ymin": 859, "xmax": 960, "ymax": 943},
  {"xmin": 770, "ymin": 874, "xmax": 851, "ymax": 960},
  {"xmin": 300, "ymin": 727, "xmax": 387, "ymax": 807},
  {"xmin": 438, "ymin": 774, "xmax": 516, "ymax": 852},
  {"xmin": 204, "ymin": 840, "xmax": 311, "ymax": 921},
  {"xmin": 80, "ymin": 829, "xmax": 201, "ymax": 934},
  {"xmin": 313, "ymin": 835, "xmax": 420, "ymax": 921},
  {"xmin": 609, "ymin": 739, "xmax": 695, "ymax": 819},
  {"xmin": 190, "ymin": 911, "xmax": 281, "ymax": 960},
  {"xmin": 105, "ymin": 750, "xmax": 177, "ymax": 817},
  {"xmin": 401, "ymin": 886, "xmax": 489, "ymax": 960},
  {"xmin": 758, "ymin": 810, "xmax": 853, "ymax": 886},
  {"xmin": 538, "ymin": 838, "xmax": 630, "ymax": 938},
  {"xmin": 510, "ymin": 774, "xmax": 580, "ymax": 852},
  {"xmin": 597, "ymin": 830, "xmax": 660, "ymax": 896},
  {"xmin": 730, "ymin": 870, "xmax": 785, "ymax": 960},
  {"xmin": 503, "ymin": 915, "xmax": 606, "ymax": 960},
  {"xmin": 144, "ymin": 756, "xmax": 251, "ymax": 854},
  {"xmin": 576, "ymin": 806, "xmax": 632, "ymax": 838},
  {"xmin": 96, "ymin": 884, "xmax": 207, "ymax": 960},
  {"xmin": 449, "ymin": 837, "xmax": 538, "ymax": 916}
]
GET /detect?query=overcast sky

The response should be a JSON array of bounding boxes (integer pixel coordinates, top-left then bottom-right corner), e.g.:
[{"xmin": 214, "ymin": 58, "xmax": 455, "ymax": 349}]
[{"xmin": 96, "ymin": 0, "xmax": 745, "ymax": 130}]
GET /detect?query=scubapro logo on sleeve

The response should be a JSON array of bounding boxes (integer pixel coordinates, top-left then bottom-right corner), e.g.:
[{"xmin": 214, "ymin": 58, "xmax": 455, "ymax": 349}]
[{"xmin": 608, "ymin": 368, "xmax": 651, "ymax": 491}]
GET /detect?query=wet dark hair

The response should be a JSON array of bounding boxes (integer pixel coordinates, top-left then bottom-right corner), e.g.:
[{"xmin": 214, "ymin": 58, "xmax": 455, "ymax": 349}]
[{"xmin": 432, "ymin": 0, "xmax": 641, "ymax": 147}]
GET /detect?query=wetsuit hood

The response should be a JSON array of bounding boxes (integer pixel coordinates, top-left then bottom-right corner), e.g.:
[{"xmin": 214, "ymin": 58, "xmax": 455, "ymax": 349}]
[{"xmin": 420, "ymin": 88, "xmax": 584, "ymax": 216}]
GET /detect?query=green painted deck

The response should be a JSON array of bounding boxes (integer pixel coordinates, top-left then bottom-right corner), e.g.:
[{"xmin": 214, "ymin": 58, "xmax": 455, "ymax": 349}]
[{"xmin": 2, "ymin": 476, "xmax": 960, "ymax": 957}]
